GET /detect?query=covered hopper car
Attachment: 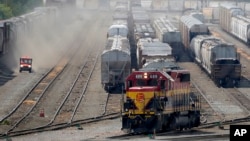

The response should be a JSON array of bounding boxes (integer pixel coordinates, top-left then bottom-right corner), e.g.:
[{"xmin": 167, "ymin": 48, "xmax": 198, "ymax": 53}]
[
  {"xmin": 190, "ymin": 35, "xmax": 241, "ymax": 87},
  {"xmin": 101, "ymin": 35, "xmax": 131, "ymax": 92}
]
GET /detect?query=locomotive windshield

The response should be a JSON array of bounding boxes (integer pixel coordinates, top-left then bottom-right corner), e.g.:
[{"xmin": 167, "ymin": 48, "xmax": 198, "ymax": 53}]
[
  {"xmin": 135, "ymin": 79, "xmax": 158, "ymax": 86},
  {"xmin": 20, "ymin": 58, "xmax": 32, "ymax": 64}
]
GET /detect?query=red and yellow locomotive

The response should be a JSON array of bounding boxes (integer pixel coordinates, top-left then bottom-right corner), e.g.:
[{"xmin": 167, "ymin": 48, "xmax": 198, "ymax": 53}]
[{"xmin": 121, "ymin": 69, "xmax": 201, "ymax": 133}]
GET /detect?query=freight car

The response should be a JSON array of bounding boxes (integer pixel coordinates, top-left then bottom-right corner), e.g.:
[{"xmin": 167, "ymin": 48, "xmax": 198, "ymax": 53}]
[
  {"xmin": 107, "ymin": 20, "xmax": 129, "ymax": 38},
  {"xmin": 131, "ymin": 7, "xmax": 150, "ymax": 24},
  {"xmin": 121, "ymin": 69, "xmax": 201, "ymax": 133},
  {"xmin": 190, "ymin": 35, "xmax": 241, "ymax": 87},
  {"xmin": 134, "ymin": 23, "xmax": 156, "ymax": 42},
  {"xmin": 142, "ymin": 59, "xmax": 180, "ymax": 71},
  {"xmin": 101, "ymin": 35, "xmax": 131, "ymax": 92},
  {"xmin": 231, "ymin": 15, "xmax": 250, "ymax": 44},
  {"xmin": 136, "ymin": 38, "xmax": 172, "ymax": 68},
  {"xmin": 219, "ymin": 4, "xmax": 244, "ymax": 34},
  {"xmin": 131, "ymin": 6, "xmax": 153, "ymax": 42},
  {"xmin": 179, "ymin": 15, "xmax": 208, "ymax": 51},
  {"xmin": 153, "ymin": 18, "xmax": 182, "ymax": 60}
]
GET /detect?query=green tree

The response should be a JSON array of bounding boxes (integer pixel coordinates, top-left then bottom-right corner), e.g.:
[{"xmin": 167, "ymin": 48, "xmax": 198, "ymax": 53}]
[
  {"xmin": 0, "ymin": 0, "xmax": 43, "ymax": 18},
  {"xmin": 0, "ymin": 4, "xmax": 13, "ymax": 19}
]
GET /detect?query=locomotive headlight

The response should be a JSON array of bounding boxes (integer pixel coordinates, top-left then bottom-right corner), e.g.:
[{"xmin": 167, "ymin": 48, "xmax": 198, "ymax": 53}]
[
  {"xmin": 143, "ymin": 72, "xmax": 148, "ymax": 79},
  {"xmin": 20, "ymin": 65, "xmax": 23, "ymax": 67},
  {"xmin": 28, "ymin": 65, "xmax": 31, "ymax": 68}
]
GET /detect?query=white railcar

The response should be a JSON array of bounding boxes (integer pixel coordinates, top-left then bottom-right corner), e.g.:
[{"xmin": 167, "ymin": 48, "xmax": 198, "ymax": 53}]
[
  {"xmin": 231, "ymin": 15, "xmax": 250, "ymax": 44},
  {"xmin": 219, "ymin": 4, "xmax": 244, "ymax": 33}
]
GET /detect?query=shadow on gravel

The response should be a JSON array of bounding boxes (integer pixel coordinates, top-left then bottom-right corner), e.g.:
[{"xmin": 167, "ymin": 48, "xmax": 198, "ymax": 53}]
[
  {"xmin": 0, "ymin": 63, "xmax": 16, "ymax": 86},
  {"xmin": 237, "ymin": 76, "xmax": 250, "ymax": 88},
  {"xmin": 107, "ymin": 129, "xmax": 220, "ymax": 140}
]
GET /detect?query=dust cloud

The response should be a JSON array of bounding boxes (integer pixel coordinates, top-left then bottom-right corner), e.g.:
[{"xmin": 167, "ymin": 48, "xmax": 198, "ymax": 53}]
[{"xmin": 1, "ymin": 5, "xmax": 86, "ymax": 73}]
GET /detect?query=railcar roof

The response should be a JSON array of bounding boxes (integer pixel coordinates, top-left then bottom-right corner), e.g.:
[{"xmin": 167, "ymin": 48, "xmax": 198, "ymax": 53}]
[{"xmin": 180, "ymin": 15, "xmax": 205, "ymax": 28}]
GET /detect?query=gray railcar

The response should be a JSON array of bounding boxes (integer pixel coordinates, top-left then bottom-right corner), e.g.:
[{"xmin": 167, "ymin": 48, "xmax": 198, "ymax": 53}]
[
  {"xmin": 153, "ymin": 18, "xmax": 182, "ymax": 60},
  {"xmin": 101, "ymin": 35, "xmax": 131, "ymax": 92},
  {"xmin": 107, "ymin": 21, "xmax": 128, "ymax": 38},
  {"xmin": 136, "ymin": 38, "xmax": 172, "ymax": 68},
  {"xmin": 141, "ymin": 59, "xmax": 180, "ymax": 71},
  {"xmin": 219, "ymin": 4, "xmax": 244, "ymax": 33},
  {"xmin": 131, "ymin": 7, "xmax": 150, "ymax": 24},
  {"xmin": 0, "ymin": 22, "xmax": 5, "ymax": 54},
  {"xmin": 134, "ymin": 23, "xmax": 155, "ymax": 42},
  {"xmin": 190, "ymin": 35, "xmax": 241, "ymax": 87}
]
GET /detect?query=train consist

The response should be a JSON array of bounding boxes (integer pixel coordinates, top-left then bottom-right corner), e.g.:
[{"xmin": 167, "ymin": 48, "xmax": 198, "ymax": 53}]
[
  {"xmin": 179, "ymin": 15, "xmax": 208, "ymax": 51},
  {"xmin": 121, "ymin": 68, "xmax": 201, "ymax": 133},
  {"xmin": 131, "ymin": 7, "xmax": 155, "ymax": 42},
  {"xmin": 190, "ymin": 35, "xmax": 241, "ymax": 87},
  {"xmin": 101, "ymin": 1, "xmax": 131, "ymax": 92},
  {"xmin": 179, "ymin": 10, "xmax": 241, "ymax": 87},
  {"xmin": 219, "ymin": 4, "xmax": 250, "ymax": 44},
  {"xmin": 0, "ymin": 7, "xmax": 58, "ymax": 55},
  {"xmin": 153, "ymin": 18, "xmax": 182, "ymax": 60}
]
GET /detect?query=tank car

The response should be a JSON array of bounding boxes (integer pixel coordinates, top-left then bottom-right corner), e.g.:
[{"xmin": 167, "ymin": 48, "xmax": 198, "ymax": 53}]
[
  {"xmin": 219, "ymin": 4, "xmax": 244, "ymax": 33},
  {"xmin": 101, "ymin": 35, "xmax": 131, "ymax": 92},
  {"xmin": 136, "ymin": 38, "xmax": 172, "ymax": 68},
  {"xmin": 179, "ymin": 15, "xmax": 208, "ymax": 51},
  {"xmin": 231, "ymin": 15, "xmax": 250, "ymax": 44},
  {"xmin": 190, "ymin": 35, "xmax": 241, "ymax": 87},
  {"xmin": 121, "ymin": 69, "xmax": 201, "ymax": 133},
  {"xmin": 153, "ymin": 18, "xmax": 182, "ymax": 60}
]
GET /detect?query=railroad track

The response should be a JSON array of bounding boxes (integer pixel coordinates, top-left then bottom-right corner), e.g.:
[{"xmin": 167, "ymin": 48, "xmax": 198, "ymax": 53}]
[
  {"xmin": 108, "ymin": 127, "xmax": 229, "ymax": 140},
  {"xmin": 51, "ymin": 50, "xmax": 100, "ymax": 125},
  {"xmin": 223, "ymin": 87, "xmax": 250, "ymax": 115},
  {"xmin": 104, "ymin": 92, "xmax": 124, "ymax": 115},
  {"xmin": 191, "ymin": 80, "xmax": 225, "ymax": 123},
  {"xmin": 0, "ymin": 59, "xmax": 68, "ymax": 135},
  {"xmin": 0, "ymin": 25, "xmax": 89, "ymax": 135},
  {"xmin": 0, "ymin": 112, "xmax": 120, "ymax": 138}
]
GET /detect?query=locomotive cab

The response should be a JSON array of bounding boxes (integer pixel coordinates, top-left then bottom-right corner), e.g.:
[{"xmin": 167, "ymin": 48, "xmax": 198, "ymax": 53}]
[{"xmin": 19, "ymin": 56, "xmax": 32, "ymax": 73}]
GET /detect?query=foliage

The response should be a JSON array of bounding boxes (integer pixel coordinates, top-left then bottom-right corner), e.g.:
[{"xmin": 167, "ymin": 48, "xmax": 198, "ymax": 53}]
[
  {"xmin": 0, "ymin": 4, "xmax": 13, "ymax": 19},
  {"xmin": 0, "ymin": 0, "xmax": 43, "ymax": 19}
]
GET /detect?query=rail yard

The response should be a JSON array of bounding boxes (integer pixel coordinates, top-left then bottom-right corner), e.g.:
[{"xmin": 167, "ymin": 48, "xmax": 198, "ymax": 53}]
[{"xmin": 1, "ymin": 0, "xmax": 250, "ymax": 141}]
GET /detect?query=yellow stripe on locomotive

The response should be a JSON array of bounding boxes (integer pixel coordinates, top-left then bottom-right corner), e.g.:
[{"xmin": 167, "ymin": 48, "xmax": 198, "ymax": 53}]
[{"xmin": 121, "ymin": 70, "xmax": 201, "ymax": 133}]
